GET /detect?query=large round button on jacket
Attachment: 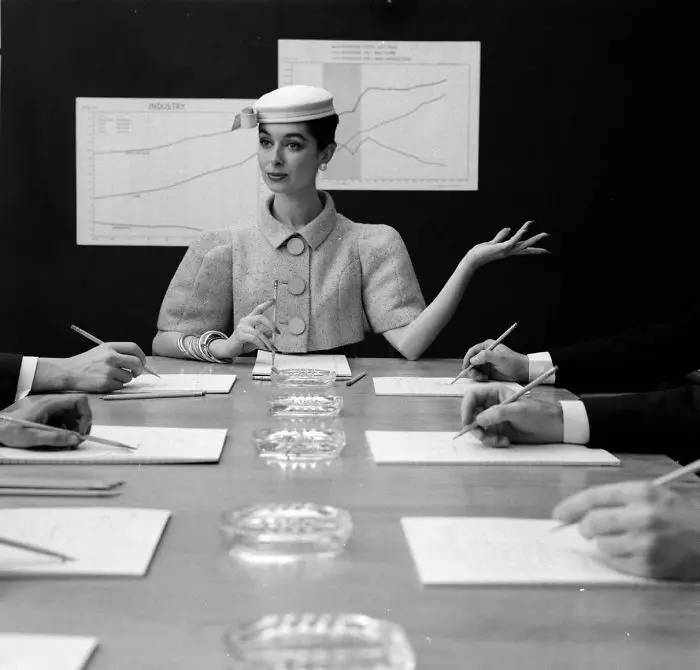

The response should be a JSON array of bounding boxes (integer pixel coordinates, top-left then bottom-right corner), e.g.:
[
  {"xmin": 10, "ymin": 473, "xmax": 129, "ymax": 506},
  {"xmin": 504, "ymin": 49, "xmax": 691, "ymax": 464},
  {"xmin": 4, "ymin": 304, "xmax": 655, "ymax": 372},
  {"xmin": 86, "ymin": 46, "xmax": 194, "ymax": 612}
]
[
  {"xmin": 287, "ymin": 276, "xmax": 306, "ymax": 295},
  {"xmin": 288, "ymin": 317, "xmax": 307, "ymax": 335},
  {"xmin": 286, "ymin": 237, "xmax": 305, "ymax": 256}
]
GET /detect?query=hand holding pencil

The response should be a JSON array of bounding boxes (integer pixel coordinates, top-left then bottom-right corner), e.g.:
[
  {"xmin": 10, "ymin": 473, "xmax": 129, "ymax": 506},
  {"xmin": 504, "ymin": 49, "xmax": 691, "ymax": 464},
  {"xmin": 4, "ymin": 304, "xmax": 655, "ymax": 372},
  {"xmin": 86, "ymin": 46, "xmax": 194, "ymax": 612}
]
[
  {"xmin": 450, "ymin": 322, "xmax": 518, "ymax": 384},
  {"xmin": 0, "ymin": 395, "xmax": 92, "ymax": 449},
  {"xmin": 456, "ymin": 367, "xmax": 559, "ymax": 443},
  {"xmin": 460, "ymin": 334, "xmax": 530, "ymax": 384},
  {"xmin": 552, "ymin": 477, "xmax": 700, "ymax": 581}
]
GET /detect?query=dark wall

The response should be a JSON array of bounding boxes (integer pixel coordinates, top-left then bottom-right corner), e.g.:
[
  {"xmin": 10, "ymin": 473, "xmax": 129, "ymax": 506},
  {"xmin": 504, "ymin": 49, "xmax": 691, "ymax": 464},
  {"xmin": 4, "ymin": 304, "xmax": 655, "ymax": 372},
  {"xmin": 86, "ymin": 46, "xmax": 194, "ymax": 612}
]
[{"xmin": 0, "ymin": 0, "xmax": 696, "ymax": 358}]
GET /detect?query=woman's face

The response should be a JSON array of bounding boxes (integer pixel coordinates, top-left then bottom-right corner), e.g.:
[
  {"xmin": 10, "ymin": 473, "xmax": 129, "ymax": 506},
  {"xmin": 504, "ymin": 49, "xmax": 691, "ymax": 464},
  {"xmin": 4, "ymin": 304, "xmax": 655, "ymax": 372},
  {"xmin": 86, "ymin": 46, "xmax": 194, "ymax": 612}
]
[{"xmin": 257, "ymin": 123, "xmax": 327, "ymax": 195}]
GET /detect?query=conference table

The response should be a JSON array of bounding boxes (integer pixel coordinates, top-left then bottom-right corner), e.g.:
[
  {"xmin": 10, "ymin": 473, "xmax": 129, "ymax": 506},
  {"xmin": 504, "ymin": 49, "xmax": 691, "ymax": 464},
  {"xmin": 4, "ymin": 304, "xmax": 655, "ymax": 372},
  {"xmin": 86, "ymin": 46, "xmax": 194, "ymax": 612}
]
[{"xmin": 1, "ymin": 357, "xmax": 699, "ymax": 669}]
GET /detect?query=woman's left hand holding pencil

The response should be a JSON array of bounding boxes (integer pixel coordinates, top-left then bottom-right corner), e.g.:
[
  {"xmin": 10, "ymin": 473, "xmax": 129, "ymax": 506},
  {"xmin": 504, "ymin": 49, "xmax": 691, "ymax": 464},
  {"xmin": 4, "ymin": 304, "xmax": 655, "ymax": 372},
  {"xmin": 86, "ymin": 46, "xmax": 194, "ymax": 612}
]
[{"xmin": 459, "ymin": 381, "xmax": 564, "ymax": 446}]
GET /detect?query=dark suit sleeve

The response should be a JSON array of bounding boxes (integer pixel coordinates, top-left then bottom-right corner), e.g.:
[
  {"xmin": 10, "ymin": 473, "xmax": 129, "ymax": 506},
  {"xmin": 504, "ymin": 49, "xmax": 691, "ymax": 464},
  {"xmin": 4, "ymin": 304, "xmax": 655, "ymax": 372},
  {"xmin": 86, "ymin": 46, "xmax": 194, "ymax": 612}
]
[
  {"xmin": 551, "ymin": 303, "xmax": 700, "ymax": 392},
  {"xmin": 582, "ymin": 385, "xmax": 700, "ymax": 464},
  {"xmin": 0, "ymin": 353, "xmax": 23, "ymax": 409}
]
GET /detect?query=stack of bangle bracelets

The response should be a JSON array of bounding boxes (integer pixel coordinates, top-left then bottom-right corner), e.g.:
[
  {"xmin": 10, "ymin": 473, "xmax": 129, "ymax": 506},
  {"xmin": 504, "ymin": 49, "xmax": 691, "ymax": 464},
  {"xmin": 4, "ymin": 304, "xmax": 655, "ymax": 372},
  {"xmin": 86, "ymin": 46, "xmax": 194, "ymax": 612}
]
[{"xmin": 177, "ymin": 330, "xmax": 229, "ymax": 363}]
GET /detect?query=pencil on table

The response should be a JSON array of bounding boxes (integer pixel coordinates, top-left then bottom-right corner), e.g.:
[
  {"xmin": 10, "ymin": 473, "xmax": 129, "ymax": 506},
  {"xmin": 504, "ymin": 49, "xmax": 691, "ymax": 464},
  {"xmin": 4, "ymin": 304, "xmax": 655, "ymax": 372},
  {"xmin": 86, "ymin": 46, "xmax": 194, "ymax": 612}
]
[
  {"xmin": 346, "ymin": 371, "xmax": 367, "ymax": 387},
  {"xmin": 453, "ymin": 366, "xmax": 558, "ymax": 440},
  {"xmin": 101, "ymin": 391, "xmax": 205, "ymax": 400},
  {"xmin": 0, "ymin": 535, "xmax": 75, "ymax": 562},
  {"xmin": 70, "ymin": 324, "xmax": 160, "ymax": 378},
  {"xmin": 0, "ymin": 414, "xmax": 137, "ymax": 451},
  {"xmin": 449, "ymin": 322, "xmax": 519, "ymax": 385}
]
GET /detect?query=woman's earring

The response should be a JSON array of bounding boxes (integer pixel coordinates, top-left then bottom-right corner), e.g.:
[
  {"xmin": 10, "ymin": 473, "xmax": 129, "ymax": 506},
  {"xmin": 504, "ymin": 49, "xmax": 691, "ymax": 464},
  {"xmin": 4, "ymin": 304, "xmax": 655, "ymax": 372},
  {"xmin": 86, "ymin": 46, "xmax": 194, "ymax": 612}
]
[{"xmin": 319, "ymin": 163, "xmax": 328, "ymax": 172}]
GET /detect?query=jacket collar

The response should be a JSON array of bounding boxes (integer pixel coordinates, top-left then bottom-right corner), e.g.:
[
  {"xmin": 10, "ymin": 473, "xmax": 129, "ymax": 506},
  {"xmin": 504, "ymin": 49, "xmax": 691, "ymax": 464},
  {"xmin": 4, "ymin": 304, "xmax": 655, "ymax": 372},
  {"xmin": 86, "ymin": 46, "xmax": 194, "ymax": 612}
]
[{"xmin": 258, "ymin": 191, "xmax": 338, "ymax": 250}]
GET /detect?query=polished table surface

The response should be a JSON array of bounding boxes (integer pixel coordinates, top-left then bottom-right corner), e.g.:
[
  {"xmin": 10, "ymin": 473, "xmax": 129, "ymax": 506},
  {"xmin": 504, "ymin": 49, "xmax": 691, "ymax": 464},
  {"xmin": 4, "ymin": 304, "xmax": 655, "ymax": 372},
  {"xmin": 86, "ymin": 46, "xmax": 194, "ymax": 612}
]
[{"xmin": 1, "ymin": 357, "xmax": 699, "ymax": 669}]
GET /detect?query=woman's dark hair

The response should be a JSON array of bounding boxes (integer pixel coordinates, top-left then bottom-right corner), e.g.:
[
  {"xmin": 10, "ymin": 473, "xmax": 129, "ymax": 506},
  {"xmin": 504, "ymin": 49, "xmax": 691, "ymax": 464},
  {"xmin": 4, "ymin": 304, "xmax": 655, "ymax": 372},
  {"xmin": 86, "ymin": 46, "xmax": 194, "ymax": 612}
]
[{"xmin": 304, "ymin": 114, "xmax": 339, "ymax": 151}]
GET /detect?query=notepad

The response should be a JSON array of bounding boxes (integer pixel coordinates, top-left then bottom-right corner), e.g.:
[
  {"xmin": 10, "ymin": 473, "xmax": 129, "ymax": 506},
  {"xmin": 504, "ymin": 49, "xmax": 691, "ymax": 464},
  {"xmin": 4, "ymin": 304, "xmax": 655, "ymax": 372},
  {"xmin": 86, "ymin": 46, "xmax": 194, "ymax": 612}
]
[
  {"xmin": 252, "ymin": 351, "xmax": 352, "ymax": 379},
  {"xmin": 0, "ymin": 634, "xmax": 98, "ymax": 670},
  {"xmin": 0, "ymin": 426, "xmax": 228, "ymax": 465},
  {"xmin": 366, "ymin": 430, "xmax": 620, "ymax": 466},
  {"xmin": 0, "ymin": 507, "xmax": 170, "ymax": 577},
  {"xmin": 373, "ymin": 377, "xmax": 521, "ymax": 397},
  {"xmin": 113, "ymin": 373, "xmax": 236, "ymax": 394},
  {"xmin": 401, "ymin": 517, "xmax": 656, "ymax": 585}
]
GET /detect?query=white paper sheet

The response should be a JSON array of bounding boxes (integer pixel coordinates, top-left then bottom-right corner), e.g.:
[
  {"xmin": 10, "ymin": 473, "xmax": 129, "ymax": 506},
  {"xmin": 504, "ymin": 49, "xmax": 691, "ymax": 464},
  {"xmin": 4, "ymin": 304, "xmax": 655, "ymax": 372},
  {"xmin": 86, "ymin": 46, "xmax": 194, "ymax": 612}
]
[
  {"xmin": 0, "ymin": 634, "xmax": 97, "ymax": 670},
  {"xmin": 0, "ymin": 507, "xmax": 170, "ymax": 577},
  {"xmin": 366, "ymin": 430, "xmax": 620, "ymax": 466},
  {"xmin": 373, "ymin": 377, "xmax": 520, "ymax": 397},
  {"xmin": 401, "ymin": 517, "xmax": 654, "ymax": 585},
  {"xmin": 252, "ymin": 351, "xmax": 352, "ymax": 378},
  {"xmin": 0, "ymin": 426, "xmax": 228, "ymax": 465},
  {"xmin": 114, "ymin": 373, "xmax": 236, "ymax": 394}
]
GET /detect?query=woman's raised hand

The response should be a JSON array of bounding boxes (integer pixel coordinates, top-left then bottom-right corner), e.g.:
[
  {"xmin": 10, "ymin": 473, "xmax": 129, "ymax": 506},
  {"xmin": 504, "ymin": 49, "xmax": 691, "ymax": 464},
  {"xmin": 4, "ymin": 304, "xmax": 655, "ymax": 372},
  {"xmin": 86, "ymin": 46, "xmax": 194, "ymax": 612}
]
[
  {"xmin": 465, "ymin": 221, "xmax": 549, "ymax": 269},
  {"xmin": 209, "ymin": 299, "xmax": 280, "ymax": 359}
]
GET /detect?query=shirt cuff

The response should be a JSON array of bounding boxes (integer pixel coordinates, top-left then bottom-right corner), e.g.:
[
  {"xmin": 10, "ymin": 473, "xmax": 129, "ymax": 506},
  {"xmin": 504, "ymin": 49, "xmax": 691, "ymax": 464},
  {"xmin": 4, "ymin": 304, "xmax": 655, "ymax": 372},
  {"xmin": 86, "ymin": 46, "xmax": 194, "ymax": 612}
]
[
  {"xmin": 560, "ymin": 400, "xmax": 590, "ymax": 444},
  {"xmin": 528, "ymin": 352, "xmax": 555, "ymax": 383},
  {"xmin": 15, "ymin": 356, "xmax": 39, "ymax": 402}
]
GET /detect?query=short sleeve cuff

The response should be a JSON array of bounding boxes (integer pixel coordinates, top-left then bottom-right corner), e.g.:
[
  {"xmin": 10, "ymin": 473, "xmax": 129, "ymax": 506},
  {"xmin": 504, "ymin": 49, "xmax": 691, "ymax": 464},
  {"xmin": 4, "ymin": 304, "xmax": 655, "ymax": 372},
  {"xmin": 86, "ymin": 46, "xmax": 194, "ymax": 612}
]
[
  {"xmin": 560, "ymin": 400, "xmax": 590, "ymax": 444},
  {"xmin": 528, "ymin": 352, "xmax": 555, "ymax": 383},
  {"xmin": 15, "ymin": 356, "xmax": 39, "ymax": 402}
]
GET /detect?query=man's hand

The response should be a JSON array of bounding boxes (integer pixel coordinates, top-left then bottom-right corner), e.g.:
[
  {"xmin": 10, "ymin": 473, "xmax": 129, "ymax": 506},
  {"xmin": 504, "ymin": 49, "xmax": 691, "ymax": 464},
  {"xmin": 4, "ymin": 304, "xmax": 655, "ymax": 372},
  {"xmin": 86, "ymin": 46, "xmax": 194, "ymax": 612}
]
[
  {"xmin": 461, "ymin": 340, "xmax": 529, "ymax": 382},
  {"xmin": 554, "ymin": 481, "xmax": 700, "ymax": 581},
  {"xmin": 0, "ymin": 395, "xmax": 92, "ymax": 449},
  {"xmin": 460, "ymin": 382, "xmax": 564, "ymax": 446},
  {"xmin": 34, "ymin": 342, "xmax": 147, "ymax": 393}
]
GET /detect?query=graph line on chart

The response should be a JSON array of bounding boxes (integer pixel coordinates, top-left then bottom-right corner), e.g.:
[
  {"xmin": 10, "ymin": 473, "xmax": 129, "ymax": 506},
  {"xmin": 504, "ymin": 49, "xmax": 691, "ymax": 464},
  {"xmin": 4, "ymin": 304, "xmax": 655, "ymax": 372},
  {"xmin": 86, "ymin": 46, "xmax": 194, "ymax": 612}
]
[
  {"xmin": 93, "ymin": 154, "xmax": 256, "ymax": 200},
  {"xmin": 76, "ymin": 98, "xmax": 260, "ymax": 247},
  {"xmin": 337, "ymin": 94, "xmax": 447, "ymax": 158},
  {"xmin": 93, "ymin": 129, "xmax": 233, "ymax": 155},
  {"xmin": 94, "ymin": 222, "xmax": 206, "ymax": 233},
  {"xmin": 337, "ymin": 79, "xmax": 448, "ymax": 117},
  {"xmin": 340, "ymin": 137, "xmax": 446, "ymax": 167},
  {"xmin": 278, "ymin": 40, "xmax": 480, "ymax": 191}
]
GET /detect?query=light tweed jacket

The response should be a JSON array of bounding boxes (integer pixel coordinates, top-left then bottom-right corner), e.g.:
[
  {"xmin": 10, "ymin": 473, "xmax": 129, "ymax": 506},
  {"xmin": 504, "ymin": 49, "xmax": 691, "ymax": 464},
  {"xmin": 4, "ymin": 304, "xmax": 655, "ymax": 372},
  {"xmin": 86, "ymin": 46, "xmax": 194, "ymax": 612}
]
[{"xmin": 156, "ymin": 192, "xmax": 425, "ymax": 353}]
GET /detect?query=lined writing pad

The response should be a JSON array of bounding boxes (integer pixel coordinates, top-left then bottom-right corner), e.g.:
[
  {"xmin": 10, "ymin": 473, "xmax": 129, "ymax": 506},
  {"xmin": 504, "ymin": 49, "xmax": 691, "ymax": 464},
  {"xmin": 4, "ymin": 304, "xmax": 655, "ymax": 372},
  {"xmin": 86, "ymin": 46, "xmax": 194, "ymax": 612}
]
[
  {"xmin": 252, "ymin": 351, "xmax": 352, "ymax": 379},
  {"xmin": 0, "ymin": 426, "xmax": 228, "ymax": 465},
  {"xmin": 373, "ymin": 377, "xmax": 520, "ymax": 397},
  {"xmin": 366, "ymin": 430, "xmax": 620, "ymax": 466},
  {"xmin": 0, "ymin": 507, "xmax": 170, "ymax": 577},
  {"xmin": 0, "ymin": 633, "xmax": 98, "ymax": 670},
  {"xmin": 401, "ymin": 517, "xmax": 656, "ymax": 586},
  {"xmin": 114, "ymin": 373, "xmax": 236, "ymax": 394}
]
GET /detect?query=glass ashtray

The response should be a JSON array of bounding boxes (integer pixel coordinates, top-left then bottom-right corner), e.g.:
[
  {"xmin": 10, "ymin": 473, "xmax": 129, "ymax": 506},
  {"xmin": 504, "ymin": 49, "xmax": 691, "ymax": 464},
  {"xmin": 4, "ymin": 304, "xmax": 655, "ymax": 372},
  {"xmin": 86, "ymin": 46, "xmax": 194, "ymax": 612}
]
[
  {"xmin": 253, "ymin": 422, "xmax": 346, "ymax": 461},
  {"xmin": 271, "ymin": 367, "xmax": 336, "ymax": 388},
  {"xmin": 221, "ymin": 502, "xmax": 353, "ymax": 561},
  {"xmin": 268, "ymin": 393, "xmax": 343, "ymax": 417},
  {"xmin": 224, "ymin": 613, "xmax": 416, "ymax": 670}
]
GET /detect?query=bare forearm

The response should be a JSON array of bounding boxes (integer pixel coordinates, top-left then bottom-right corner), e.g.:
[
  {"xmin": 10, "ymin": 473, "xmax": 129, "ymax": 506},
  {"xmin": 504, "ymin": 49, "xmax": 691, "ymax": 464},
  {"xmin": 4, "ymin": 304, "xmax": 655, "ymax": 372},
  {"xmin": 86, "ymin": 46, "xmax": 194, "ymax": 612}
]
[
  {"xmin": 385, "ymin": 258, "xmax": 478, "ymax": 360},
  {"xmin": 152, "ymin": 331, "xmax": 189, "ymax": 359}
]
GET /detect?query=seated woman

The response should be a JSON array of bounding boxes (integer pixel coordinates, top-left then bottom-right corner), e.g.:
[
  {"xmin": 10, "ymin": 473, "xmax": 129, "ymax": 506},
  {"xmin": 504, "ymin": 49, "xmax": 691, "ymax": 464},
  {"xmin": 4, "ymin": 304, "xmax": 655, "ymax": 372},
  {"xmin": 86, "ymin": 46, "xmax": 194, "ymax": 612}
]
[{"xmin": 153, "ymin": 85, "xmax": 548, "ymax": 362}]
